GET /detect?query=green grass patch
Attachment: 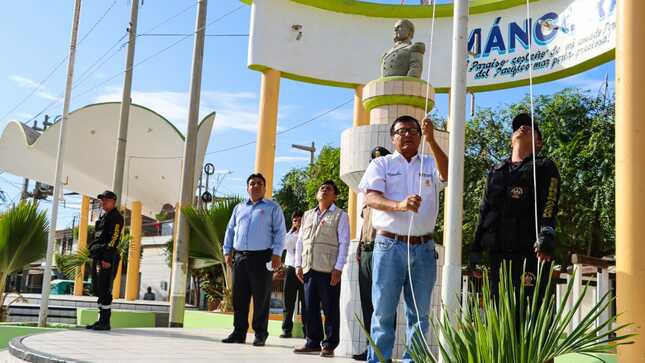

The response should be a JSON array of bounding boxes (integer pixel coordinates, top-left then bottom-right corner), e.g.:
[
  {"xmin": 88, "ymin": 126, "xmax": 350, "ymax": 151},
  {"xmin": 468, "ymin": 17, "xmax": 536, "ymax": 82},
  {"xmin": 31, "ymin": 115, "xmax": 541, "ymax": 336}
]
[
  {"xmin": 77, "ymin": 308, "xmax": 156, "ymax": 328},
  {"xmin": 0, "ymin": 326, "xmax": 62, "ymax": 349},
  {"xmin": 183, "ymin": 311, "xmax": 304, "ymax": 338},
  {"xmin": 555, "ymin": 353, "xmax": 617, "ymax": 363}
]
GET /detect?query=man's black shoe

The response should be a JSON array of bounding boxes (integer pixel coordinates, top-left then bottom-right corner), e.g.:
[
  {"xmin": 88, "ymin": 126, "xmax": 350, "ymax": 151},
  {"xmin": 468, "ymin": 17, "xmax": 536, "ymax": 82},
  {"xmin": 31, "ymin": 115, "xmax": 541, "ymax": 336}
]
[
  {"xmin": 352, "ymin": 351, "xmax": 367, "ymax": 361},
  {"xmin": 222, "ymin": 333, "xmax": 246, "ymax": 344},
  {"xmin": 253, "ymin": 337, "xmax": 267, "ymax": 346},
  {"xmin": 85, "ymin": 321, "xmax": 99, "ymax": 330},
  {"xmin": 279, "ymin": 332, "xmax": 292, "ymax": 338},
  {"xmin": 90, "ymin": 322, "xmax": 111, "ymax": 331}
]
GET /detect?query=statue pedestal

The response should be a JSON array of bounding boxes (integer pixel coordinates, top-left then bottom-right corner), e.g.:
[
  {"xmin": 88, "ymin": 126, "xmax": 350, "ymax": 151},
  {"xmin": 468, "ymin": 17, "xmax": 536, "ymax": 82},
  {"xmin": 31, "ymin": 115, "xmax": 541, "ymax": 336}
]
[
  {"xmin": 363, "ymin": 76, "xmax": 435, "ymax": 125},
  {"xmin": 339, "ymin": 76, "xmax": 446, "ymax": 193},
  {"xmin": 337, "ymin": 76, "xmax": 446, "ymax": 359},
  {"xmin": 337, "ymin": 241, "xmax": 445, "ymax": 359}
]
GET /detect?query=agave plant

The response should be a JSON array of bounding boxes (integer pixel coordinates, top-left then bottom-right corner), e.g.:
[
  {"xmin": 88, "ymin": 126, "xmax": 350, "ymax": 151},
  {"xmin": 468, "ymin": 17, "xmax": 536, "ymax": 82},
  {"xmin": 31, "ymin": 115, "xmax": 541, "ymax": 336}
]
[
  {"xmin": 0, "ymin": 201, "xmax": 48, "ymax": 321},
  {"xmin": 182, "ymin": 197, "xmax": 241, "ymax": 311},
  {"xmin": 402, "ymin": 262, "xmax": 634, "ymax": 363}
]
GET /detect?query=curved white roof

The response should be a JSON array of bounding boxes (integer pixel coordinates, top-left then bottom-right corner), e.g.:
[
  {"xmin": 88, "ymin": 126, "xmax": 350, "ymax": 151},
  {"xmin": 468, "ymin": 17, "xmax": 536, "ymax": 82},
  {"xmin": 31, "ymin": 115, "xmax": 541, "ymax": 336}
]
[{"xmin": 0, "ymin": 102, "xmax": 215, "ymax": 217}]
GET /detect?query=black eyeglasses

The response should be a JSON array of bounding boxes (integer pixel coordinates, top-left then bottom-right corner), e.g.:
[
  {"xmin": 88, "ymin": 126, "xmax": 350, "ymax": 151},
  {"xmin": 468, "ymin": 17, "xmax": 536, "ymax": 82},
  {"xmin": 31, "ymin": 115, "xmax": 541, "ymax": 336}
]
[{"xmin": 392, "ymin": 127, "xmax": 420, "ymax": 136}]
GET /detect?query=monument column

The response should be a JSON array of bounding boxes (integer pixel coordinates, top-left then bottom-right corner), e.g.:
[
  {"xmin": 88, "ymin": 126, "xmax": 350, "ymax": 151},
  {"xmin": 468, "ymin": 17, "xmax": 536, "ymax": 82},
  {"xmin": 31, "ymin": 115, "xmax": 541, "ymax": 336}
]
[
  {"xmin": 348, "ymin": 85, "xmax": 369, "ymax": 238},
  {"xmin": 254, "ymin": 68, "xmax": 281, "ymax": 197},
  {"xmin": 616, "ymin": 0, "xmax": 645, "ymax": 360}
]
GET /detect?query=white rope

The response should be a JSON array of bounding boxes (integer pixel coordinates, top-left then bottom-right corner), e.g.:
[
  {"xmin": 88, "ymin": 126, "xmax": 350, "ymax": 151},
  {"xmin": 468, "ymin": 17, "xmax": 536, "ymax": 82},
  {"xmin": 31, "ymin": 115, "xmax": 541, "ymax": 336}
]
[
  {"xmin": 526, "ymin": 0, "xmax": 540, "ymax": 248},
  {"xmin": 405, "ymin": 0, "xmax": 437, "ymax": 352}
]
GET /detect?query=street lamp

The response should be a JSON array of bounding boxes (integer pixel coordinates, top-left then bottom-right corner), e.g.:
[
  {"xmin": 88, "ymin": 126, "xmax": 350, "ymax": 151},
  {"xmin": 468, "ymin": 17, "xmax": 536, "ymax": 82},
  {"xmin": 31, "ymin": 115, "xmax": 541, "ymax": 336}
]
[{"xmin": 291, "ymin": 142, "xmax": 316, "ymax": 165}]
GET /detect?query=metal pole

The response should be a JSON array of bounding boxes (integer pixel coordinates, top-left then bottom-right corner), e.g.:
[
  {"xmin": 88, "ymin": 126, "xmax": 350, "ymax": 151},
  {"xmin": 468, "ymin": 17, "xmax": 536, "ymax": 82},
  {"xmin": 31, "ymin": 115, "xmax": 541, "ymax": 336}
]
[
  {"xmin": 112, "ymin": 0, "xmax": 139, "ymax": 206},
  {"xmin": 440, "ymin": 0, "xmax": 468, "ymax": 332},
  {"xmin": 20, "ymin": 178, "xmax": 29, "ymax": 201},
  {"xmin": 38, "ymin": 0, "xmax": 82, "ymax": 327},
  {"xmin": 169, "ymin": 0, "xmax": 208, "ymax": 327}
]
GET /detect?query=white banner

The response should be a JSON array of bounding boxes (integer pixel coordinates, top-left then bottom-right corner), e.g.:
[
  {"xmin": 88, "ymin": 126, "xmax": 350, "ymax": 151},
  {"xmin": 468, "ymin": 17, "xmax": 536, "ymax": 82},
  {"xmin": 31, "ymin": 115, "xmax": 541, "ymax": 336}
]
[{"xmin": 247, "ymin": 0, "xmax": 615, "ymax": 91}]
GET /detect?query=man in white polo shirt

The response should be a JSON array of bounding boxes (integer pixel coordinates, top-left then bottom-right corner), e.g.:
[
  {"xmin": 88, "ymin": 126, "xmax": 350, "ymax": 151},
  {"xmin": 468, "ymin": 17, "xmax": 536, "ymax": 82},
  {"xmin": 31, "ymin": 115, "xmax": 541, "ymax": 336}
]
[{"xmin": 359, "ymin": 115, "xmax": 448, "ymax": 363}]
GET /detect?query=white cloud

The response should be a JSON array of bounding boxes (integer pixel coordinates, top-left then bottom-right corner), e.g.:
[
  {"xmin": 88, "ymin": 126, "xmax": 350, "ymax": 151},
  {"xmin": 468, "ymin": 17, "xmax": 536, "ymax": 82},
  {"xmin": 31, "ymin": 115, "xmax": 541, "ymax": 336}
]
[
  {"xmin": 555, "ymin": 74, "xmax": 614, "ymax": 92},
  {"xmin": 274, "ymin": 156, "xmax": 309, "ymax": 163},
  {"xmin": 9, "ymin": 75, "xmax": 62, "ymax": 101},
  {"xmin": 94, "ymin": 88, "xmax": 261, "ymax": 133}
]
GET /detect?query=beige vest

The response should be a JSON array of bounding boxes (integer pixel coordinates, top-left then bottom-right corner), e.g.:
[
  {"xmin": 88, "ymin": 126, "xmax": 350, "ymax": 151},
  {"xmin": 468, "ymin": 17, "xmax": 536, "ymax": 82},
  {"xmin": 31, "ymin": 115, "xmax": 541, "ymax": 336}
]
[{"xmin": 301, "ymin": 206, "xmax": 342, "ymax": 274}]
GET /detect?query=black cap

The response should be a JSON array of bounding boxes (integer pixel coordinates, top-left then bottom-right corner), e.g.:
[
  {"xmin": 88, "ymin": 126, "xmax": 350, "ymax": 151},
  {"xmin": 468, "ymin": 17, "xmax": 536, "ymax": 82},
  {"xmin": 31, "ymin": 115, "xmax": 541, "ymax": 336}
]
[
  {"xmin": 512, "ymin": 113, "xmax": 541, "ymax": 137},
  {"xmin": 371, "ymin": 146, "xmax": 391, "ymax": 160},
  {"xmin": 97, "ymin": 190, "xmax": 117, "ymax": 200}
]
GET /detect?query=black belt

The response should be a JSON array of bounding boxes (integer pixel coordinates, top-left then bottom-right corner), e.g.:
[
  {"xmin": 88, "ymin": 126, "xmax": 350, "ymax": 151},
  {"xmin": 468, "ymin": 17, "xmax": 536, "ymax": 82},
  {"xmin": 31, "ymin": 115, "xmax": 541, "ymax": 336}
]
[
  {"xmin": 234, "ymin": 249, "xmax": 271, "ymax": 256},
  {"xmin": 376, "ymin": 230, "xmax": 433, "ymax": 245}
]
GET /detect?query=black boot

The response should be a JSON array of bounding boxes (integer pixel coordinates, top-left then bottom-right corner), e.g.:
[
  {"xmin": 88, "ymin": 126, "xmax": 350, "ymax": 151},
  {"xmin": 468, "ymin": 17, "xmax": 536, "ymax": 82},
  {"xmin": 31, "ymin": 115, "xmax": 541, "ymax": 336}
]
[
  {"xmin": 92, "ymin": 308, "xmax": 111, "ymax": 331},
  {"xmin": 86, "ymin": 309, "xmax": 101, "ymax": 329}
]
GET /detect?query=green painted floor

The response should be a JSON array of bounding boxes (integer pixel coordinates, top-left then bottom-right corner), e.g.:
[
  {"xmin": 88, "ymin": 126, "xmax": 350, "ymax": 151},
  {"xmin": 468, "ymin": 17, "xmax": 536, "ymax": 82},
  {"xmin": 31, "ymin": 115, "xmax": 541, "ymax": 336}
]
[{"xmin": 0, "ymin": 326, "xmax": 61, "ymax": 349}]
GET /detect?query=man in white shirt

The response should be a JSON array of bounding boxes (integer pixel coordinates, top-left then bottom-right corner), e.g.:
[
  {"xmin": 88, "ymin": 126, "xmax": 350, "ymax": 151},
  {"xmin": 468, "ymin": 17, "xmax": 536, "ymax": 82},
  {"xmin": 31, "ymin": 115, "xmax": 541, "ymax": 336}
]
[
  {"xmin": 359, "ymin": 115, "xmax": 448, "ymax": 363},
  {"xmin": 293, "ymin": 180, "xmax": 350, "ymax": 358},
  {"xmin": 281, "ymin": 210, "xmax": 305, "ymax": 338}
]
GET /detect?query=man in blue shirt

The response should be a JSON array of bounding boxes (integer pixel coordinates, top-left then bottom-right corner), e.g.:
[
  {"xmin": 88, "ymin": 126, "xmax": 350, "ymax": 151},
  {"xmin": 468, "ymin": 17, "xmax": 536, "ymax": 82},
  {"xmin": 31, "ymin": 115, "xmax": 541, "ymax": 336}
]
[{"xmin": 222, "ymin": 173, "xmax": 287, "ymax": 346}]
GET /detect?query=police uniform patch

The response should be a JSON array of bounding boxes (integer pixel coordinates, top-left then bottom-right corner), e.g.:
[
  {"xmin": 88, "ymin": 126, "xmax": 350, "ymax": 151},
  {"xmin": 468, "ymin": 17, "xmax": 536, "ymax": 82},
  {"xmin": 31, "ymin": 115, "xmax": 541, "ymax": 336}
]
[
  {"xmin": 522, "ymin": 272, "xmax": 536, "ymax": 287},
  {"xmin": 511, "ymin": 186, "xmax": 524, "ymax": 199}
]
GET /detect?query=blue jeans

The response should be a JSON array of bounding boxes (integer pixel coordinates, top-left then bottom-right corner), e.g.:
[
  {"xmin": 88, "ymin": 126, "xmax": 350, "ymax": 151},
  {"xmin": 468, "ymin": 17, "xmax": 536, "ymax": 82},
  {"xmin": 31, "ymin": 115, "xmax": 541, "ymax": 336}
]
[{"xmin": 368, "ymin": 235, "xmax": 437, "ymax": 363}]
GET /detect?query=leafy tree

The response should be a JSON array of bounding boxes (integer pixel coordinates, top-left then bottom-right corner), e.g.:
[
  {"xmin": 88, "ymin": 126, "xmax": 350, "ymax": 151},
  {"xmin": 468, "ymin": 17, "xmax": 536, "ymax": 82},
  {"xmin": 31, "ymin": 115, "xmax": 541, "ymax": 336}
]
[
  {"xmin": 274, "ymin": 145, "xmax": 349, "ymax": 215},
  {"xmin": 305, "ymin": 146, "xmax": 349, "ymax": 210},
  {"xmin": 453, "ymin": 88, "xmax": 615, "ymax": 263},
  {"xmin": 273, "ymin": 168, "xmax": 308, "ymax": 228}
]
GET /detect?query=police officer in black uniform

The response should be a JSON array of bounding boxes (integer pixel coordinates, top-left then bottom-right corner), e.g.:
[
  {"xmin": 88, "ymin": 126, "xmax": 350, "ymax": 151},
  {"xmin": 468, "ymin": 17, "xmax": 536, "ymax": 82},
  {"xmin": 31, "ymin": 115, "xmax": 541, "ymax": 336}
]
[
  {"xmin": 471, "ymin": 113, "xmax": 561, "ymax": 298},
  {"xmin": 86, "ymin": 190, "xmax": 124, "ymax": 331}
]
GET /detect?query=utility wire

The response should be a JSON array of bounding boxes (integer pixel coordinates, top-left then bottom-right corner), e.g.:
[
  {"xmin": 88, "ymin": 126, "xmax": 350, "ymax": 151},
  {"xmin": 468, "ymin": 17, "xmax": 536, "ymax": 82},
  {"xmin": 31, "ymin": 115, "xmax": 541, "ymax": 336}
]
[
  {"xmin": 138, "ymin": 33, "xmax": 248, "ymax": 37},
  {"xmin": 25, "ymin": 4, "xmax": 245, "ymax": 122},
  {"xmin": 1, "ymin": 1, "xmax": 118, "ymax": 122},
  {"xmin": 124, "ymin": 97, "xmax": 353, "ymax": 160}
]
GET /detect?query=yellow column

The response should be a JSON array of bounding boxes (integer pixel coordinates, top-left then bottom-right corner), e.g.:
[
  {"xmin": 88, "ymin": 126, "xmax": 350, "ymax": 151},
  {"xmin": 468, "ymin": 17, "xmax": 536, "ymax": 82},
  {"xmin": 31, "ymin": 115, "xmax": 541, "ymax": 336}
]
[
  {"xmin": 74, "ymin": 195, "xmax": 90, "ymax": 296},
  {"xmin": 125, "ymin": 201, "xmax": 142, "ymax": 301},
  {"xmin": 254, "ymin": 68, "xmax": 281, "ymax": 198},
  {"xmin": 112, "ymin": 260, "xmax": 123, "ymax": 298},
  {"xmin": 616, "ymin": 0, "xmax": 645, "ymax": 360},
  {"xmin": 349, "ymin": 85, "xmax": 370, "ymax": 239}
]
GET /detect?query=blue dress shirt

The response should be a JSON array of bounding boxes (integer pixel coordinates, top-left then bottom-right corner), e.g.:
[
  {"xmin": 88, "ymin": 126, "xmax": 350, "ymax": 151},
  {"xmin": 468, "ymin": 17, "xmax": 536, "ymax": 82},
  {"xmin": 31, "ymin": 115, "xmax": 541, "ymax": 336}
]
[{"xmin": 223, "ymin": 198, "xmax": 286, "ymax": 257}]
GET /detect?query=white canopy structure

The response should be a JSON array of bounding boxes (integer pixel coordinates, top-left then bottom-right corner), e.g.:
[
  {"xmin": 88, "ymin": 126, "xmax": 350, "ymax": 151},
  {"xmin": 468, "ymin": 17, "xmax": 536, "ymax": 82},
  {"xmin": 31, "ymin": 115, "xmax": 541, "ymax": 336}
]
[{"xmin": 0, "ymin": 102, "xmax": 215, "ymax": 217}]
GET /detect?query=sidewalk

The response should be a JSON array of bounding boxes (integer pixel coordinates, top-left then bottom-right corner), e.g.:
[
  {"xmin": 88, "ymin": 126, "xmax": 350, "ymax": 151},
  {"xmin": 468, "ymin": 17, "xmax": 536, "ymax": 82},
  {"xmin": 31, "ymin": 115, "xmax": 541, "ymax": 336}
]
[{"xmin": 8, "ymin": 327, "xmax": 354, "ymax": 362}]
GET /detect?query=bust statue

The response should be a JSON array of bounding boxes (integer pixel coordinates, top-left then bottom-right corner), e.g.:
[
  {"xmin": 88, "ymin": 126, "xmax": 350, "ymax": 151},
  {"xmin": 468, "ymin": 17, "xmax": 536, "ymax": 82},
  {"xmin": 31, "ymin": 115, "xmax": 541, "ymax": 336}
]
[{"xmin": 381, "ymin": 19, "xmax": 425, "ymax": 78}]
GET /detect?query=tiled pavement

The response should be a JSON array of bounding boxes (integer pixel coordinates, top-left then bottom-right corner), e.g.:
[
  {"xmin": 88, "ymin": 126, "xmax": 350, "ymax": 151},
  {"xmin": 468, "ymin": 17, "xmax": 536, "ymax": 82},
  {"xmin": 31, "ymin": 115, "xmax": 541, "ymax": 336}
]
[{"xmin": 8, "ymin": 328, "xmax": 355, "ymax": 363}]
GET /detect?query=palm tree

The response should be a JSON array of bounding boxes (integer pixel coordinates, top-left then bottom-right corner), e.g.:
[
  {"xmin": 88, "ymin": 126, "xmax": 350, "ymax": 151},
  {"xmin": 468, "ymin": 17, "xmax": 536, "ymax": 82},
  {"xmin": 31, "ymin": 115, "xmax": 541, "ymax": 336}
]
[
  {"xmin": 182, "ymin": 197, "xmax": 241, "ymax": 311},
  {"xmin": 55, "ymin": 229, "xmax": 132, "ymax": 297},
  {"xmin": 0, "ymin": 201, "xmax": 48, "ymax": 321}
]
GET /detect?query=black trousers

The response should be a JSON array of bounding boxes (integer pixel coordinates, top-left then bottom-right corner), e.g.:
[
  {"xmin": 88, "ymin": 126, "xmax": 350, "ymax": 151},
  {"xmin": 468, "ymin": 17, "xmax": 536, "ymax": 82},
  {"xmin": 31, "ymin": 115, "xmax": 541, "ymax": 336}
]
[
  {"xmin": 489, "ymin": 252, "xmax": 553, "ymax": 301},
  {"xmin": 303, "ymin": 270, "xmax": 341, "ymax": 350},
  {"xmin": 358, "ymin": 249, "xmax": 374, "ymax": 335},
  {"xmin": 232, "ymin": 250, "xmax": 273, "ymax": 338},
  {"xmin": 282, "ymin": 266, "xmax": 305, "ymax": 334},
  {"xmin": 91, "ymin": 256, "xmax": 119, "ymax": 308}
]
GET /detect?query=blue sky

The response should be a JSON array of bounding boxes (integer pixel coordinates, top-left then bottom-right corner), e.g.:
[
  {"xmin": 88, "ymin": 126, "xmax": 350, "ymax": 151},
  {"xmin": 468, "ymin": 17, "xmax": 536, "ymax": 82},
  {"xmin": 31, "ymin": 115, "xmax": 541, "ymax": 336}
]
[{"xmin": 0, "ymin": 0, "xmax": 614, "ymax": 229}]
